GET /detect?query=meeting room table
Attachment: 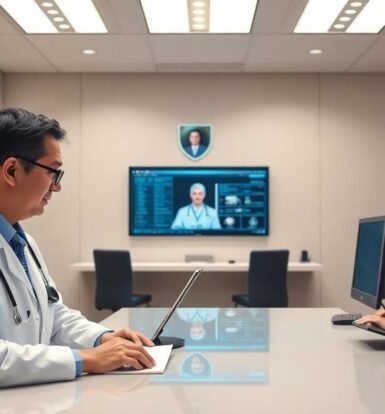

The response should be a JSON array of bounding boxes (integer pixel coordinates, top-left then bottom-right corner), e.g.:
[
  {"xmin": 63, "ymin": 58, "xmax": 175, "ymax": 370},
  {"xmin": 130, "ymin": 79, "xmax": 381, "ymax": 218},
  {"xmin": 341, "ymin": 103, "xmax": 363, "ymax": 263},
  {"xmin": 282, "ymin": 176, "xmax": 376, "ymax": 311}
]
[{"xmin": 1, "ymin": 307, "xmax": 384, "ymax": 414}]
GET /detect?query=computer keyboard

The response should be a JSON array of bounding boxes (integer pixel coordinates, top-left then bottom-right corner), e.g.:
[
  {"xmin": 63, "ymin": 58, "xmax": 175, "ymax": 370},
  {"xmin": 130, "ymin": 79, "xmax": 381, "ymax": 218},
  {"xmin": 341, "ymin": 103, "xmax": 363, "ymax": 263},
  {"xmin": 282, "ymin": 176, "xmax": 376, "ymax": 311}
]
[{"xmin": 331, "ymin": 313, "xmax": 363, "ymax": 325}]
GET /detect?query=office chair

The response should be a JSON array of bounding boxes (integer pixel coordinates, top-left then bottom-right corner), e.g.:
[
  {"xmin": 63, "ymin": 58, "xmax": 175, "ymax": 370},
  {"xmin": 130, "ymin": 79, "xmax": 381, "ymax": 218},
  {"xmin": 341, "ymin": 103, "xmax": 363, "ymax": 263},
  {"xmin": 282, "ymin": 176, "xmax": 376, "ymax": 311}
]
[
  {"xmin": 232, "ymin": 250, "xmax": 289, "ymax": 307},
  {"xmin": 93, "ymin": 250, "xmax": 152, "ymax": 311}
]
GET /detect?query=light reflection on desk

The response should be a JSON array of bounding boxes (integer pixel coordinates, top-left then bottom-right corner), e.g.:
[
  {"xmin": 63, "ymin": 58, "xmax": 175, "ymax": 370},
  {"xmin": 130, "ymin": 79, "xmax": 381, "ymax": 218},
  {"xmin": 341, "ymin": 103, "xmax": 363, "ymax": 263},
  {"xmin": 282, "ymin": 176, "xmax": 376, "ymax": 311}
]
[
  {"xmin": 130, "ymin": 308, "xmax": 269, "ymax": 384},
  {"xmin": 131, "ymin": 307, "xmax": 269, "ymax": 351}
]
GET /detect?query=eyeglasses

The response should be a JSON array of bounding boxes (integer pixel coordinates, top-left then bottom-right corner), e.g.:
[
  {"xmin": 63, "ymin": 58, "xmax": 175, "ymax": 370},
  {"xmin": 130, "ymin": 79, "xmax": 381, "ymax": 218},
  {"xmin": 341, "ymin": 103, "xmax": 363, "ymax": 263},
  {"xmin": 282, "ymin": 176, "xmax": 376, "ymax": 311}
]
[{"xmin": 15, "ymin": 156, "xmax": 64, "ymax": 185}]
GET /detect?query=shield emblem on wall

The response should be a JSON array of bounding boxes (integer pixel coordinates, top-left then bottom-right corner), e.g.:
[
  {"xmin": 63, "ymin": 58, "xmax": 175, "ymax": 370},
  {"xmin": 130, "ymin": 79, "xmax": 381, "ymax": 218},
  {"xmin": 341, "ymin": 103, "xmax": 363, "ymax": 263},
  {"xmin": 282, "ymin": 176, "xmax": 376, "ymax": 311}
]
[{"xmin": 178, "ymin": 124, "xmax": 212, "ymax": 162}]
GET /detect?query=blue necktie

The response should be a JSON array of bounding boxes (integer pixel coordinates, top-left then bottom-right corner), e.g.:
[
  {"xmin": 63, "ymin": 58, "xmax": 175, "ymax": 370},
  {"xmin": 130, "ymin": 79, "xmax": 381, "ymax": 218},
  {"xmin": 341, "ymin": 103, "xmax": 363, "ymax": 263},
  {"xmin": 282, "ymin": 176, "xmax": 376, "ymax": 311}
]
[{"xmin": 9, "ymin": 232, "xmax": 32, "ymax": 283}]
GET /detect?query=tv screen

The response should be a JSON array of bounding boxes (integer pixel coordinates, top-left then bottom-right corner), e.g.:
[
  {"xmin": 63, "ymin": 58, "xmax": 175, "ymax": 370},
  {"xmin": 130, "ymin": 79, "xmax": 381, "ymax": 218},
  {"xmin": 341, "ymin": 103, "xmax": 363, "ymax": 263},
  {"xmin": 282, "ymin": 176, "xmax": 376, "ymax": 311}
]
[{"xmin": 129, "ymin": 166, "xmax": 269, "ymax": 236}]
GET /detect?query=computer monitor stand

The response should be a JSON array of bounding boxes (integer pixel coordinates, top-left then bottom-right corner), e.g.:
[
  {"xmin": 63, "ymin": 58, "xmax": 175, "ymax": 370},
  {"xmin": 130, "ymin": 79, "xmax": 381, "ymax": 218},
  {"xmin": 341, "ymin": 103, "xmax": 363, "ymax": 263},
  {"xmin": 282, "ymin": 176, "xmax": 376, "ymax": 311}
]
[{"xmin": 153, "ymin": 335, "xmax": 185, "ymax": 349}]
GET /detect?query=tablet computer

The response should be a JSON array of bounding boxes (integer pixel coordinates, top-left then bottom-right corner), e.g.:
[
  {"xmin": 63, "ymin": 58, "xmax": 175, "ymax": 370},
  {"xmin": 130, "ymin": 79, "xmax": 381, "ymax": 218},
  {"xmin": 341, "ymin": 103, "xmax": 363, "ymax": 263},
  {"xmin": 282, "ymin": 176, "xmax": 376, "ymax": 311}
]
[{"xmin": 152, "ymin": 267, "xmax": 204, "ymax": 348}]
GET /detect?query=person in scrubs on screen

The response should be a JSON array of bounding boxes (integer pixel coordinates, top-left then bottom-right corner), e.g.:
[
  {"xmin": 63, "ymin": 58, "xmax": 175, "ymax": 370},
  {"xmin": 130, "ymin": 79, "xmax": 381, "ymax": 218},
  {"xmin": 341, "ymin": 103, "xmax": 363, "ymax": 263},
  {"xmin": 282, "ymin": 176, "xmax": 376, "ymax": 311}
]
[{"xmin": 171, "ymin": 183, "xmax": 221, "ymax": 230}]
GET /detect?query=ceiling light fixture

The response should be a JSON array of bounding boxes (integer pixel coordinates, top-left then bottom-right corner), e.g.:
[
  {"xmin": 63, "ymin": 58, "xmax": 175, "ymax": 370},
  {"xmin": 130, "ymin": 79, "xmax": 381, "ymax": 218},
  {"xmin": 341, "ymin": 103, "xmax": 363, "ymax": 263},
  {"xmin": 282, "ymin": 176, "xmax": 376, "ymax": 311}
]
[
  {"xmin": 189, "ymin": 0, "xmax": 209, "ymax": 32},
  {"xmin": 295, "ymin": 0, "xmax": 383, "ymax": 33},
  {"xmin": 0, "ymin": 0, "xmax": 107, "ymax": 33},
  {"xmin": 0, "ymin": 0, "xmax": 57, "ymax": 32},
  {"xmin": 55, "ymin": 0, "xmax": 107, "ymax": 33},
  {"xmin": 140, "ymin": 0, "xmax": 258, "ymax": 33},
  {"xmin": 192, "ymin": 9, "xmax": 206, "ymax": 15},
  {"xmin": 348, "ymin": 0, "xmax": 385, "ymax": 32},
  {"xmin": 309, "ymin": 48, "xmax": 324, "ymax": 55},
  {"xmin": 82, "ymin": 49, "xmax": 96, "ymax": 55}
]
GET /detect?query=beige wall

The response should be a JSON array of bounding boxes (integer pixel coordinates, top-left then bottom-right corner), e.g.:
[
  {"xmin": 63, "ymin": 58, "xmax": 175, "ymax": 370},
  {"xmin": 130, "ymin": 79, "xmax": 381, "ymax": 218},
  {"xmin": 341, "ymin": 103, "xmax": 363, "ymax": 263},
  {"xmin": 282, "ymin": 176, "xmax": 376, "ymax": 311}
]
[{"xmin": 3, "ymin": 73, "xmax": 383, "ymax": 320}]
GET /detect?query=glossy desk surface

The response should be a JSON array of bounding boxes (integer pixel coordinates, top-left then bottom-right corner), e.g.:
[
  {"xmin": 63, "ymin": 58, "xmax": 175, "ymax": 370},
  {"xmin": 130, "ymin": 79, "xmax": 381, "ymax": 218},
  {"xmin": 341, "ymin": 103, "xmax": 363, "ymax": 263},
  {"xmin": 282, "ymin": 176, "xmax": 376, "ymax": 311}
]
[{"xmin": 2, "ymin": 308, "xmax": 385, "ymax": 414}]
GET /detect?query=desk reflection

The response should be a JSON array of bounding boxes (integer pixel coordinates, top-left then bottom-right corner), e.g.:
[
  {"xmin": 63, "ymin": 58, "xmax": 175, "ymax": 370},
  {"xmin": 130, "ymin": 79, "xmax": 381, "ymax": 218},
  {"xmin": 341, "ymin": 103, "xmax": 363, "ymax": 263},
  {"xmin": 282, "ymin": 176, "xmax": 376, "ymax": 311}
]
[
  {"xmin": 131, "ymin": 307, "xmax": 269, "ymax": 351},
  {"xmin": 130, "ymin": 308, "xmax": 270, "ymax": 384}
]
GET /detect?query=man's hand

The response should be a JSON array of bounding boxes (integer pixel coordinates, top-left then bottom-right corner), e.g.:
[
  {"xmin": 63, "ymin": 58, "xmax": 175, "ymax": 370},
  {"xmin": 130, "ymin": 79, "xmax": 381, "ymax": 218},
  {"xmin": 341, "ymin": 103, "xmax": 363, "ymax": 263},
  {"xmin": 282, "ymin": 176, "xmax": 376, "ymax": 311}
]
[
  {"xmin": 80, "ymin": 338, "xmax": 155, "ymax": 374},
  {"xmin": 354, "ymin": 314, "xmax": 385, "ymax": 330},
  {"xmin": 100, "ymin": 329, "xmax": 154, "ymax": 347},
  {"xmin": 375, "ymin": 309, "xmax": 385, "ymax": 317}
]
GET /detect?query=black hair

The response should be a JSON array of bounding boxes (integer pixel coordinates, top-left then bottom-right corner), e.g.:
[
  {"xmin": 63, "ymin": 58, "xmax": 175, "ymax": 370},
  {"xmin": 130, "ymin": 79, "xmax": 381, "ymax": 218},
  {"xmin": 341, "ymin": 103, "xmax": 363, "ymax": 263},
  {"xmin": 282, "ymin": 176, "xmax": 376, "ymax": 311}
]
[
  {"xmin": 189, "ymin": 129, "xmax": 202, "ymax": 138},
  {"xmin": 0, "ymin": 108, "xmax": 66, "ymax": 171}
]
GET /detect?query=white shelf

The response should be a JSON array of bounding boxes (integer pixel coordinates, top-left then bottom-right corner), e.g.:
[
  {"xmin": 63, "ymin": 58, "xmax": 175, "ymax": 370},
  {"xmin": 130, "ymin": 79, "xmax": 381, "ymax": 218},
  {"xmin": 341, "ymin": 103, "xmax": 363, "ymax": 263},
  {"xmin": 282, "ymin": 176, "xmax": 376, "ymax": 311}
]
[{"xmin": 71, "ymin": 261, "xmax": 322, "ymax": 273}]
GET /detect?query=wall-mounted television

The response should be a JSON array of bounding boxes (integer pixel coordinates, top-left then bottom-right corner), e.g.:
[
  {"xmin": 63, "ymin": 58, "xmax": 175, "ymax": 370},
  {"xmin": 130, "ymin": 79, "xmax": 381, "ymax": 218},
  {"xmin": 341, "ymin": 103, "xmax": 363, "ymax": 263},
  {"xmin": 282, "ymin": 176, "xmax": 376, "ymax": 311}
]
[{"xmin": 129, "ymin": 167, "xmax": 269, "ymax": 236}]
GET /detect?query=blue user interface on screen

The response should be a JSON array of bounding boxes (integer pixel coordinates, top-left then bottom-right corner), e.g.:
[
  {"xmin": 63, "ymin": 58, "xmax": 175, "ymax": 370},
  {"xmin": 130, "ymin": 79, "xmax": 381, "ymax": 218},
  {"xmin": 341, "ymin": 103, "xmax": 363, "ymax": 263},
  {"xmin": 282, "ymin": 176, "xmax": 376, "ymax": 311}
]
[
  {"xmin": 129, "ymin": 167, "xmax": 269, "ymax": 235},
  {"xmin": 131, "ymin": 308, "xmax": 269, "ymax": 384},
  {"xmin": 352, "ymin": 220, "xmax": 385, "ymax": 296}
]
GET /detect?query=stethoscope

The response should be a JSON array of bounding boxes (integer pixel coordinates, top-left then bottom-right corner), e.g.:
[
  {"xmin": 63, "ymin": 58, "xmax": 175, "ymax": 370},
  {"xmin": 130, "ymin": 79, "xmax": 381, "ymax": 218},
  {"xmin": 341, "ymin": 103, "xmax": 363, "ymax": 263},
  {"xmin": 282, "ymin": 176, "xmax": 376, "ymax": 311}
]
[
  {"xmin": 0, "ymin": 241, "xmax": 59, "ymax": 324},
  {"xmin": 187, "ymin": 204, "xmax": 210, "ymax": 221}
]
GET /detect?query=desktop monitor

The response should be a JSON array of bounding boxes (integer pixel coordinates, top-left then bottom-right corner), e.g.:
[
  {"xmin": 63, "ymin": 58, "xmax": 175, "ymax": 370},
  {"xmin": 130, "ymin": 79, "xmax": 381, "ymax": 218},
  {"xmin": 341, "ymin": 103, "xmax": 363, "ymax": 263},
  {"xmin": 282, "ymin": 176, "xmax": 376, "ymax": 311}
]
[
  {"xmin": 129, "ymin": 166, "xmax": 269, "ymax": 236},
  {"xmin": 351, "ymin": 216, "xmax": 385, "ymax": 309}
]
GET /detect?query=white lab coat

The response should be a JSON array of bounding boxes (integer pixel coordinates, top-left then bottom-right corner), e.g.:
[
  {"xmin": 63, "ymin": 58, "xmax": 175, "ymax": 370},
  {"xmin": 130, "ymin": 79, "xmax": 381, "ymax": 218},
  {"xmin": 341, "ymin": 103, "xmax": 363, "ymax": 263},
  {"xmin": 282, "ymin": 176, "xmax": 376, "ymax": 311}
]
[
  {"xmin": 0, "ymin": 233, "xmax": 109, "ymax": 388},
  {"xmin": 171, "ymin": 204, "xmax": 221, "ymax": 230}
]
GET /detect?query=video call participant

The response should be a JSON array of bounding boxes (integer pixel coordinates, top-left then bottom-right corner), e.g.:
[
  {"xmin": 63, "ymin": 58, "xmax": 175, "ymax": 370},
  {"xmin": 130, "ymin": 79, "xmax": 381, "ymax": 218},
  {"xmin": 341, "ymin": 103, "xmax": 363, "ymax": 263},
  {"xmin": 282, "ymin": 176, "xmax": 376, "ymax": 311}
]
[
  {"xmin": 171, "ymin": 183, "xmax": 221, "ymax": 230},
  {"xmin": 0, "ymin": 108, "xmax": 155, "ymax": 388},
  {"xmin": 184, "ymin": 130, "xmax": 207, "ymax": 158}
]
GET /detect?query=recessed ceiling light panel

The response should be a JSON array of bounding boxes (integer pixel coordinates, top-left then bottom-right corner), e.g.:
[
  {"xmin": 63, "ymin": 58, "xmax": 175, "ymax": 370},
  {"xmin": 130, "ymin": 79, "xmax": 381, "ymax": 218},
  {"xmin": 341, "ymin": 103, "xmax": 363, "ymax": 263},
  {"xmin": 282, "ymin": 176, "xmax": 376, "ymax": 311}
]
[
  {"xmin": 55, "ymin": 0, "xmax": 107, "ymax": 33},
  {"xmin": 294, "ymin": 0, "xmax": 347, "ymax": 33},
  {"xmin": 0, "ymin": 0, "xmax": 58, "ymax": 33},
  {"xmin": 295, "ymin": 0, "xmax": 383, "ymax": 33},
  {"xmin": 347, "ymin": 0, "xmax": 385, "ymax": 32},
  {"xmin": 0, "ymin": 0, "xmax": 107, "ymax": 33},
  {"xmin": 210, "ymin": 0, "xmax": 258, "ymax": 33},
  {"xmin": 140, "ymin": 0, "xmax": 189, "ymax": 33},
  {"xmin": 141, "ymin": 0, "xmax": 258, "ymax": 33}
]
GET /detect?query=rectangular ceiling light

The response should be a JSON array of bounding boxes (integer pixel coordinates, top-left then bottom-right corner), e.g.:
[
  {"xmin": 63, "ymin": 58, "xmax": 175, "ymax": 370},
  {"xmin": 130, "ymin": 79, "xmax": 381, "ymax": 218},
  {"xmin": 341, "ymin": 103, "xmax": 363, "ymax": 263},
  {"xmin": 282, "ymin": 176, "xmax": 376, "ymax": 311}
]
[
  {"xmin": 295, "ymin": 0, "xmax": 385, "ymax": 33},
  {"xmin": 55, "ymin": 0, "xmax": 107, "ymax": 33},
  {"xmin": 141, "ymin": 0, "xmax": 258, "ymax": 34},
  {"xmin": 141, "ymin": 0, "xmax": 189, "ymax": 33},
  {"xmin": 347, "ymin": 0, "xmax": 385, "ymax": 33},
  {"xmin": 0, "ymin": 0, "xmax": 58, "ymax": 33},
  {"xmin": 294, "ymin": 0, "xmax": 347, "ymax": 33},
  {"xmin": 0, "ymin": 0, "xmax": 107, "ymax": 33},
  {"xmin": 210, "ymin": 0, "xmax": 258, "ymax": 33}
]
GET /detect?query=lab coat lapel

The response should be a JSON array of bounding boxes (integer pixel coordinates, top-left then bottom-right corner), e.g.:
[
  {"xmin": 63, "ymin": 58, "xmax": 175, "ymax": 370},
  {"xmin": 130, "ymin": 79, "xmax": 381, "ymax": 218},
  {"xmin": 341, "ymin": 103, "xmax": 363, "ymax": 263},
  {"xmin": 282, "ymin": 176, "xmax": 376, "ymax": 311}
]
[{"xmin": 26, "ymin": 250, "xmax": 48, "ymax": 326}]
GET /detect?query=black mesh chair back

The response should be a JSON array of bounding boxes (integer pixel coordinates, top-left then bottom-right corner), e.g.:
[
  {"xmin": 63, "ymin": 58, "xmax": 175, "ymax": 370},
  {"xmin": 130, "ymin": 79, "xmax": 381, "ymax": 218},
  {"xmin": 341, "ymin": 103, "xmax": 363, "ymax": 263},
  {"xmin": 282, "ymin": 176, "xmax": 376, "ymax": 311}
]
[
  {"xmin": 233, "ymin": 250, "xmax": 289, "ymax": 307},
  {"xmin": 93, "ymin": 249, "xmax": 151, "ymax": 311}
]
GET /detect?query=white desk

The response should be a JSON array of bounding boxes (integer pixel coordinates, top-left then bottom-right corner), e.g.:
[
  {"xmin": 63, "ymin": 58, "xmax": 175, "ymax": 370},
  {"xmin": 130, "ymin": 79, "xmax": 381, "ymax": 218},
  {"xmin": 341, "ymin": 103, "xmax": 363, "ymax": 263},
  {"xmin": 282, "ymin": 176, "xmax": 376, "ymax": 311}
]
[
  {"xmin": 2, "ymin": 308, "xmax": 384, "ymax": 414},
  {"xmin": 71, "ymin": 261, "xmax": 322, "ymax": 273}
]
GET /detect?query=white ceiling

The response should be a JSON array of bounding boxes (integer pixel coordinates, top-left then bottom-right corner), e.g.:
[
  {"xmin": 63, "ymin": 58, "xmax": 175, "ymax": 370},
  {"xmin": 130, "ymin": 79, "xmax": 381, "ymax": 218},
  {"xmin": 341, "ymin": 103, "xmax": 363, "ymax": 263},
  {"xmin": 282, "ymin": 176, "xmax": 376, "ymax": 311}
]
[{"xmin": 0, "ymin": 0, "xmax": 384, "ymax": 73}]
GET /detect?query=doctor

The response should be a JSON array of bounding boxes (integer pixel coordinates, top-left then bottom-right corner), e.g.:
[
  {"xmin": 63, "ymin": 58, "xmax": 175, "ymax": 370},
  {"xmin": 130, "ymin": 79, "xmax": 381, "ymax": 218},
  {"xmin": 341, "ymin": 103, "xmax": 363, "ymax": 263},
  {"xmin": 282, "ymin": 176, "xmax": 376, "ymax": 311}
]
[
  {"xmin": 171, "ymin": 183, "xmax": 221, "ymax": 230},
  {"xmin": 0, "ymin": 108, "xmax": 155, "ymax": 388},
  {"xmin": 183, "ymin": 130, "xmax": 207, "ymax": 158}
]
